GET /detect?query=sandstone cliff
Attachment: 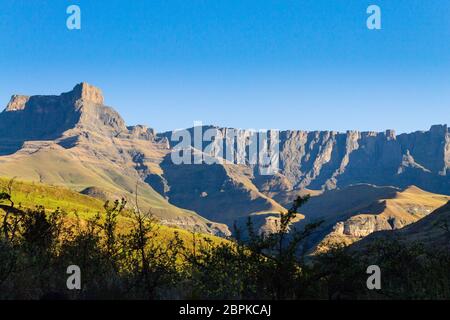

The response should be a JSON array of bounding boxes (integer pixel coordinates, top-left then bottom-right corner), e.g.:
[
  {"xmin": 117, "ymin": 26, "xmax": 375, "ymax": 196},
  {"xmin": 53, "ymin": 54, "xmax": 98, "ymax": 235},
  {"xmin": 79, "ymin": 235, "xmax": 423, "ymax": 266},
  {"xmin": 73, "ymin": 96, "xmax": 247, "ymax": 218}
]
[{"xmin": 160, "ymin": 125, "xmax": 449, "ymax": 199}]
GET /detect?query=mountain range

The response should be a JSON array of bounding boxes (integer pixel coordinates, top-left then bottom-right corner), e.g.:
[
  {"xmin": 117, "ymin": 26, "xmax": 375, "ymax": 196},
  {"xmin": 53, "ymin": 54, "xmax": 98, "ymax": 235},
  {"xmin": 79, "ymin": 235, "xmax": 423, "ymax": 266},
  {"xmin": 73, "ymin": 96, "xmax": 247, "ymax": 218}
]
[{"xmin": 1, "ymin": 83, "xmax": 449, "ymax": 250}]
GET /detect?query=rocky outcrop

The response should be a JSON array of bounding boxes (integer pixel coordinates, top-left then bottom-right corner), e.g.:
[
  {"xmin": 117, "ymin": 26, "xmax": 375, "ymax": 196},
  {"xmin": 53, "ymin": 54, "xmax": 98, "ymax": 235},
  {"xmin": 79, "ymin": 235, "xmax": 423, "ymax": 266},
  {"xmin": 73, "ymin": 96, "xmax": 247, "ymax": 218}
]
[
  {"xmin": 5, "ymin": 95, "xmax": 30, "ymax": 112},
  {"xmin": 397, "ymin": 150, "xmax": 431, "ymax": 174},
  {"xmin": 332, "ymin": 215, "xmax": 395, "ymax": 238},
  {"xmin": 353, "ymin": 201, "xmax": 450, "ymax": 251},
  {"xmin": 72, "ymin": 82, "xmax": 104, "ymax": 105},
  {"xmin": 127, "ymin": 125, "xmax": 156, "ymax": 140},
  {"xmin": 301, "ymin": 184, "xmax": 450, "ymax": 253}
]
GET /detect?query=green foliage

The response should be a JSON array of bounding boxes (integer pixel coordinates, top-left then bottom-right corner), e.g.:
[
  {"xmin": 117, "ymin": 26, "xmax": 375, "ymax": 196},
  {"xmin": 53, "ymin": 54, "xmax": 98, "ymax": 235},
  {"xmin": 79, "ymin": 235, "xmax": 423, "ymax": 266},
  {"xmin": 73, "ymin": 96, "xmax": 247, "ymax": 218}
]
[
  {"xmin": 0, "ymin": 177, "xmax": 105, "ymax": 219},
  {"xmin": 0, "ymin": 179, "xmax": 449, "ymax": 300},
  {"xmin": 184, "ymin": 195, "xmax": 329, "ymax": 299}
]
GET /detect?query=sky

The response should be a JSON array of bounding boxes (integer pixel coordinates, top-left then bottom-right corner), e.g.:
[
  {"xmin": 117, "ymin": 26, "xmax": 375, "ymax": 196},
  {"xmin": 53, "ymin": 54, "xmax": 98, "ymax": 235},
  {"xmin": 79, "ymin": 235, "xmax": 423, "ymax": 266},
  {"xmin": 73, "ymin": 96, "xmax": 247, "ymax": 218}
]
[{"xmin": 0, "ymin": 0, "xmax": 449, "ymax": 133}]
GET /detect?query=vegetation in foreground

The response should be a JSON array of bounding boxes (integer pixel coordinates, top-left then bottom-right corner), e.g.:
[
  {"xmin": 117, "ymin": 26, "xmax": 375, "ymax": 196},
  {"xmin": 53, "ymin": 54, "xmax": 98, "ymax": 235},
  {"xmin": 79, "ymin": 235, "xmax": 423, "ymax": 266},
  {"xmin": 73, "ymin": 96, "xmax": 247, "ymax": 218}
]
[{"xmin": 0, "ymin": 179, "xmax": 450, "ymax": 300}]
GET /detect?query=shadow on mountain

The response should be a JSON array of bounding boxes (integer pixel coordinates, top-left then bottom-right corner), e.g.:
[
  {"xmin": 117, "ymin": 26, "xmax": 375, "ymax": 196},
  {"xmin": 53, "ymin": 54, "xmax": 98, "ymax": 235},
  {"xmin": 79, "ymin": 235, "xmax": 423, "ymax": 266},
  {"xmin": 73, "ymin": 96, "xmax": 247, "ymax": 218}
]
[{"xmin": 0, "ymin": 94, "xmax": 81, "ymax": 155}]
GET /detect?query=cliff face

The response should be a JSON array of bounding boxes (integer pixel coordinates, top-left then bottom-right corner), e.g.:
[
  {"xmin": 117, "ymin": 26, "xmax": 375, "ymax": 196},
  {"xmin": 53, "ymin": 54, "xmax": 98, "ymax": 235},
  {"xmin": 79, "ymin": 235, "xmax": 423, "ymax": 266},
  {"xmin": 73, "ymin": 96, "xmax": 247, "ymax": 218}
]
[
  {"xmin": 276, "ymin": 127, "xmax": 449, "ymax": 195},
  {"xmin": 0, "ymin": 83, "xmax": 126, "ymax": 155},
  {"xmin": 161, "ymin": 125, "xmax": 449, "ymax": 197}
]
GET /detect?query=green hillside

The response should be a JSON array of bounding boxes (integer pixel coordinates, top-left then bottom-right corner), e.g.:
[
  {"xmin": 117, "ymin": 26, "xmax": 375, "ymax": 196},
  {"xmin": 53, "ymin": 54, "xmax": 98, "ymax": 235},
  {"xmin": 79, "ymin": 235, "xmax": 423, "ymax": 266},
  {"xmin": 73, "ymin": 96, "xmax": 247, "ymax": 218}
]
[
  {"xmin": 0, "ymin": 177, "xmax": 226, "ymax": 247},
  {"xmin": 0, "ymin": 177, "xmax": 105, "ymax": 218},
  {"xmin": 0, "ymin": 148, "xmax": 207, "ymax": 219}
]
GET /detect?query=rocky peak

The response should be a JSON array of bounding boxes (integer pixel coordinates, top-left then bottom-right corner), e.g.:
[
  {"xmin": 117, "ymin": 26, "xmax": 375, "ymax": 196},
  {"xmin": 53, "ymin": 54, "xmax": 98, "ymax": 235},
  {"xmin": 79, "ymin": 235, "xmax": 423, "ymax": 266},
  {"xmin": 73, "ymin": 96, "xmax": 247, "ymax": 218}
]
[
  {"xmin": 5, "ymin": 95, "xmax": 30, "ymax": 112},
  {"xmin": 0, "ymin": 83, "xmax": 123, "ymax": 150},
  {"xmin": 70, "ymin": 82, "xmax": 104, "ymax": 105},
  {"xmin": 3, "ymin": 83, "xmax": 104, "ymax": 114}
]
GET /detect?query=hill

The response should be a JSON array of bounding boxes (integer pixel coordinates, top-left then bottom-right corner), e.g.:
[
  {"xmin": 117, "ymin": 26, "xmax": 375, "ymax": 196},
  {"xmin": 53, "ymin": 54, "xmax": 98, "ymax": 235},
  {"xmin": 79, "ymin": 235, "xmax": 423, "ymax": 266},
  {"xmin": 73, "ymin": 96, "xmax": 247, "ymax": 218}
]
[
  {"xmin": 293, "ymin": 184, "xmax": 450, "ymax": 253},
  {"xmin": 353, "ymin": 201, "xmax": 450, "ymax": 251},
  {"xmin": 0, "ymin": 177, "xmax": 226, "ymax": 247}
]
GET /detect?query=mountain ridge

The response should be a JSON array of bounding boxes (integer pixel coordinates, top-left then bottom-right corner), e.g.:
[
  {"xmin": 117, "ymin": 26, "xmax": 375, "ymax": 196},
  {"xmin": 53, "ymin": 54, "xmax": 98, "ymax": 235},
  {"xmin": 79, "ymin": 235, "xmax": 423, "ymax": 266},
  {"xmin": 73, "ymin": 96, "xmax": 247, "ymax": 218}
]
[{"xmin": 159, "ymin": 124, "xmax": 449, "ymax": 197}]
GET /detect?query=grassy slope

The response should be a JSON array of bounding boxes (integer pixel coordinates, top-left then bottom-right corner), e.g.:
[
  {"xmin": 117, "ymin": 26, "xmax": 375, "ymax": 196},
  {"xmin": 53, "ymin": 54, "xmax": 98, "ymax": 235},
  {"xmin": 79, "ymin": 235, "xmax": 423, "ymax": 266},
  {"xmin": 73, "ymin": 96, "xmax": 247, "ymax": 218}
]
[
  {"xmin": 0, "ymin": 146, "xmax": 213, "ymax": 222},
  {"xmin": 0, "ymin": 177, "xmax": 105, "ymax": 218},
  {"xmin": 0, "ymin": 177, "xmax": 225, "ymax": 247}
]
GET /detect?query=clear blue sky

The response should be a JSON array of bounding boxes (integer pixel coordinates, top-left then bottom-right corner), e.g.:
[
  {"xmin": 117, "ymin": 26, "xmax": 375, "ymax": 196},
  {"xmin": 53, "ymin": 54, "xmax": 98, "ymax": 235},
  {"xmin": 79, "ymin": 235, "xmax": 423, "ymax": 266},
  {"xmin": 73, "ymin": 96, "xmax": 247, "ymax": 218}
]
[{"xmin": 1, "ymin": 0, "xmax": 449, "ymax": 133}]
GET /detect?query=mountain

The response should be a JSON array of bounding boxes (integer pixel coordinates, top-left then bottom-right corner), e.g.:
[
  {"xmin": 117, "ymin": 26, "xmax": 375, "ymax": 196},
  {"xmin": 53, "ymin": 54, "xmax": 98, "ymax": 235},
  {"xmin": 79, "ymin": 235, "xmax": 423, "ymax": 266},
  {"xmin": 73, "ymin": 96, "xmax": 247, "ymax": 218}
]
[
  {"xmin": 294, "ymin": 184, "xmax": 450, "ymax": 253},
  {"xmin": 158, "ymin": 125, "xmax": 449, "ymax": 204},
  {"xmin": 0, "ymin": 83, "xmax": 288, "ymax": 232},
  {"xmin": 275, "ymin": 127, "xmax": 449, "ymax": 195},
  {"xmin": 0, "ymin": 177, "xmax": 227, "ymax": 250},
  {"xmin": 153, "ymin": 123, "xmax": 448, "ymax": 230},
  {"xmin": 0, "ymin": 82, "xmax": 448, "ymax": 238},
  {"xmin": 0, "ymin": 83, "xmax": 230, "ymax": 236},
  {"xmin": 353, "ymin": 201, "xmax": 450, "ymax": 251}
]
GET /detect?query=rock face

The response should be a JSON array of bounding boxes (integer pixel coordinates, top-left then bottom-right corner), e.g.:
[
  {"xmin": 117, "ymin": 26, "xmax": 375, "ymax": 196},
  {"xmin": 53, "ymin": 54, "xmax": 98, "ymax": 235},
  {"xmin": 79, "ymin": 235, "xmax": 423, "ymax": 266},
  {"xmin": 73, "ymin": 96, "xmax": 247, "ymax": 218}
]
[
  {"xmin": 73, "ymin": 82, "xmax": 104, "ymax": 105},
  {"xmin": 0, "ymin": 82, "xmax": 117, "ymax": 151},
  {"xmin": 5, "ymin": 95, "xmax": 30, "ymax": 112},
  {"xmin": 160, "ymin": 125, "xmax": 449, "ymax": 199},
  {"xmin": 275, "ymin": 127, "xmax": 449, "ymax": 195}
]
